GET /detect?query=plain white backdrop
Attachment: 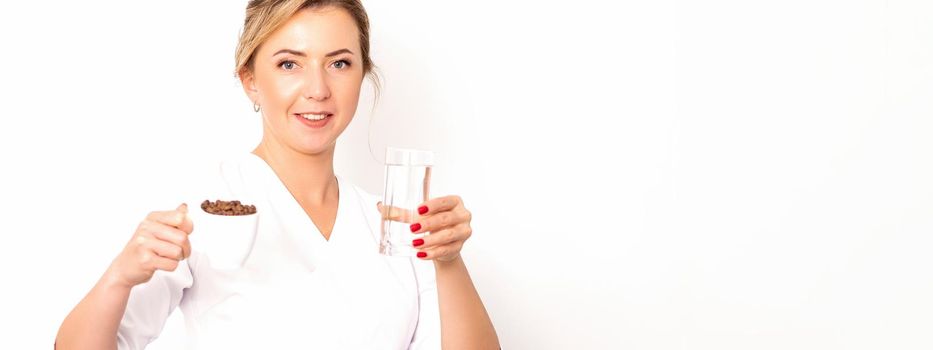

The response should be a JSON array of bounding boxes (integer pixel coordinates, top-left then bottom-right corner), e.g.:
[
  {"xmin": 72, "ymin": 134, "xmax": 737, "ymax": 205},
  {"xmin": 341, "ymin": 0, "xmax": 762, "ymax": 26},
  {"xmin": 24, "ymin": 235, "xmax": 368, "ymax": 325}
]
[{"xmin": 1, "ymin": 0, "xmax": 932, "ymax": 349}]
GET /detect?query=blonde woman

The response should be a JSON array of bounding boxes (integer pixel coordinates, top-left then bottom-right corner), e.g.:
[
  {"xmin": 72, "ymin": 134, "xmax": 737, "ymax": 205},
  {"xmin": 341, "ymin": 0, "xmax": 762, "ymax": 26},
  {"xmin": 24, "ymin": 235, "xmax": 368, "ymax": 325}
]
[{"xmin": 55, "ymin": 1, "xmax": 499, "ymax": 349}]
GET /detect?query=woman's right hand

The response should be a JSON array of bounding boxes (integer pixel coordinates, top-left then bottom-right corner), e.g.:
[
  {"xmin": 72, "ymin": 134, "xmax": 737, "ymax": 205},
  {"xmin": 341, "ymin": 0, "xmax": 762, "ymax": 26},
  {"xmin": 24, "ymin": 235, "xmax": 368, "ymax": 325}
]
[{"xmin": 105, "ymin": 203, "xmax": 194, "ymax": 289}]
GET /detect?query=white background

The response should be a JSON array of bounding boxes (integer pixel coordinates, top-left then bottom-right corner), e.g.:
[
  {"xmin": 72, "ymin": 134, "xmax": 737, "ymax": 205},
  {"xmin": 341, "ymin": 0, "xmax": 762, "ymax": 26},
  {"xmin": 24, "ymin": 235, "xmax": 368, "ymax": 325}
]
[{"xmin": 1, "ymin": 0, "xmax": 931, "ymax": 349}]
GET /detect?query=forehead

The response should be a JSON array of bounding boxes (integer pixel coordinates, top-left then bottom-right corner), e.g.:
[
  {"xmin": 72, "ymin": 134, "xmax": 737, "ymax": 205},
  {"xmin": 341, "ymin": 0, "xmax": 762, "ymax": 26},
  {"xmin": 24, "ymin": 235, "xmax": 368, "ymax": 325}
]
[{"xmin": 260, "ymin": 6, "xmax": 361, "ymax": 57}]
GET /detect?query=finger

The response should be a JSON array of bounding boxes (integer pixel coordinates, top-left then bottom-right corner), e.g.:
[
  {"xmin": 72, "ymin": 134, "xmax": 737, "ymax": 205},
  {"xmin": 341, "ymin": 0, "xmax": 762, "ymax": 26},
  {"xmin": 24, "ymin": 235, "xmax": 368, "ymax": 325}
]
[
  {"xmin": 151, "ymin": 255, "xmax": 181, "ymax": 272},
  {"xmin": 414, "ymin": 224, "xmax": 471, "ymax": 250},
  {"xmin": 417, "ymin": 195, "xmax": 462, "ymax": 216},
  {"xmin": 411, "ymin": 210, "xmax": 468, "ymax": 234},
  {"xmin": 150, "ymin": 224, "xmax": 191, "ymax": 259},
  {"xmin": 146, "ymin": 208, "xmax": 188, "ymax": 228},
  {"xmin": 377, "ymin": 202, "xmax": 414, "ymax": 223},
  {"xmin": 146, "ymin": 236, "xmax": 186, "ymax": 261},
  {"xmin": 176, "ymin": 203, "xmax": 194, "ymax": 235},
  {"xmin": 416, "ymin": 241, "xmax": 464, "ymax": 262},
  {"xmin": 142, "ymin": 221, "xmax": 191, "ymax": 256},
  {"xmin": 135, "ymin": 220, "xmax": 191, "ymax": 259}
]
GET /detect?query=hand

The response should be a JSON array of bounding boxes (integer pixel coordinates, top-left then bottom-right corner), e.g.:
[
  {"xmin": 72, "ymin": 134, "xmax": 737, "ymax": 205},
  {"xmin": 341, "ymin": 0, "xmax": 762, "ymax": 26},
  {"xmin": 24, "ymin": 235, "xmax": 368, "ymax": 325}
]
[
  {"xmin": 378, "ymin": 195, "xmax": 473, "ymax": 263},
  {"xmin": 105, "ymin": 203, "xmax": 194, "ymax": 289}
]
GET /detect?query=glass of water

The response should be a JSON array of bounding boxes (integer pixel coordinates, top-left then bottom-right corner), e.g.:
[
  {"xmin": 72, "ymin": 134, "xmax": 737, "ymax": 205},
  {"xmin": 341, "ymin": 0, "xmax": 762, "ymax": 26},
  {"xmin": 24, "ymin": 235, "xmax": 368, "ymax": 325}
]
[{"xmin": 380, "ymin": 147, "xmax": 434, "ymax": 256}]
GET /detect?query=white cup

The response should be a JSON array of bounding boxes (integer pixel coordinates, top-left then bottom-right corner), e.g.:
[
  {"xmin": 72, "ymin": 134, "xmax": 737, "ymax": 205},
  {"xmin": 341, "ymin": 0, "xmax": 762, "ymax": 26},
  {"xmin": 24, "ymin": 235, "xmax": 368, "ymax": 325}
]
[{"xmin": 186, "ymin": 200, "xmax": 259, "ymax": 270}]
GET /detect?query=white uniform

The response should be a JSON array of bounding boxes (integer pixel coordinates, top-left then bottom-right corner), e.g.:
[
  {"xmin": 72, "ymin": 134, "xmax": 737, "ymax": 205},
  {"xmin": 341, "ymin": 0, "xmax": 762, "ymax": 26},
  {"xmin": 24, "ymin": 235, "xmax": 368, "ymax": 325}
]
[{"xmin": 116, "ymin": 153, "xmax": 440, "ymax": 349}]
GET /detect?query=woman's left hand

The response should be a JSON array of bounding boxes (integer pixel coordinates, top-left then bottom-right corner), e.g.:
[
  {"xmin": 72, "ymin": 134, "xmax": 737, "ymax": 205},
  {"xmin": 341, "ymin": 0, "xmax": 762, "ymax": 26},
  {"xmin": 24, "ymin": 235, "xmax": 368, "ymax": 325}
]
[{"xmin": 378, "ymin": 195, "xmax": 472, "ymax": 263}]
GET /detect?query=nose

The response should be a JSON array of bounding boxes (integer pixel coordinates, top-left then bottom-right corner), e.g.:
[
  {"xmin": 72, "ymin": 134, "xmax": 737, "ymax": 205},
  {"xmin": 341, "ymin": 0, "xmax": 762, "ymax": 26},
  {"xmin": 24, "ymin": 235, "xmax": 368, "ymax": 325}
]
[{"xmin": 303, "ymin": 65, "xmax": 332, "ymax": 101}]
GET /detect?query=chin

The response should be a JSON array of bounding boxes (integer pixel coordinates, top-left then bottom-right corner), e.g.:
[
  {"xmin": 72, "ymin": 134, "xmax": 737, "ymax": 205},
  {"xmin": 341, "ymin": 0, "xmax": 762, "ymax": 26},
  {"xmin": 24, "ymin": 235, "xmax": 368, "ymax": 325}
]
[{"xmin": 295, "ymin": 142, "xmax": 337, "ymax": 156}]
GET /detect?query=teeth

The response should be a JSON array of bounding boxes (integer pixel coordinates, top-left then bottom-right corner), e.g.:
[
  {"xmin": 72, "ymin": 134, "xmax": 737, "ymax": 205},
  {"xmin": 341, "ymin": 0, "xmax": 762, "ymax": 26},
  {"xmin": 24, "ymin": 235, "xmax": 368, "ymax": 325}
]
[{"xmin": 300, "ymin": 113, "xmax": 329, "ymax": 121}]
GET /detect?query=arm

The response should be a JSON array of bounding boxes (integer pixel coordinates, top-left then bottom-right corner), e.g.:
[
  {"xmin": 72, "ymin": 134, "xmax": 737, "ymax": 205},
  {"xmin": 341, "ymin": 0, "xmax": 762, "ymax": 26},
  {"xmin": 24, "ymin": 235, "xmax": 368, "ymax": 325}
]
[
  {"xmin": 380, "ymin": 195, "xmax": 500, "ymax": 349},
  {"xmin": 434, "ymin": 257, "xmax": 500, "ymax": 349},
  {"xmin": 56, "ymin": 204, "xmax": 194, "ymax": 349},
  {"xmin": 56, "ymin": 269, "xmax": 132, "ymax": 350}
]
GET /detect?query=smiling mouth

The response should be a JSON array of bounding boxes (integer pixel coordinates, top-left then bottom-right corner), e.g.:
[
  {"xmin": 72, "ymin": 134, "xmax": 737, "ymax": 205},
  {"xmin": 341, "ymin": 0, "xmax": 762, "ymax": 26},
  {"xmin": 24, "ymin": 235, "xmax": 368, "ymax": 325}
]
[{"xmin": 295, "ymin": 112, "xmax": 333, "ymax": 121}]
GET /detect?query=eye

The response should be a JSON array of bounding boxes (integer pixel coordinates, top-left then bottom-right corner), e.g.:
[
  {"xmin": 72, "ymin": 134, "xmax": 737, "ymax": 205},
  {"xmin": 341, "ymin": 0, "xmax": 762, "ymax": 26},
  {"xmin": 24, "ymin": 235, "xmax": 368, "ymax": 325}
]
[
  {"xmin": 332, "ymin": 59, "xmax": 352, "ymax": 70},
  {"xmin": 278, "ymin": 60, "xmax": 298, "ymax": 70}
]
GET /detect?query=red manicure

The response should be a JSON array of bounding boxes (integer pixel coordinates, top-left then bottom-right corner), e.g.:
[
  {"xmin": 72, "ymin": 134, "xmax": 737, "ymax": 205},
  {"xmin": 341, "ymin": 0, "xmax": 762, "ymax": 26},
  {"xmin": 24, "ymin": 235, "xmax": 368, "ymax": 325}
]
[
  {"xmin": 410, "ymin": 223, "xmax": 421, "ymax": 232},
  {"xmin": 417, "ymin": 252, "xmax": 427, "ymax": 258},
  {"xmin": 418, "ymin": 206, "xmax": 429, "ymax": 215},
  {"xmin": 413, "ymin": 238, "xmax": 424, "ymax": 247}
]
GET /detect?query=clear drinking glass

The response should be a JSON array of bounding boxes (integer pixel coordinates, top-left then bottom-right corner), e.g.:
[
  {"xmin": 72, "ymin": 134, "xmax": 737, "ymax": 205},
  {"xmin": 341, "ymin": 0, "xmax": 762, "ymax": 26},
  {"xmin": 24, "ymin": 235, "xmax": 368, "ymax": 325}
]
[{"xmin": 380, "ymin": 147, "xmax": 434, "ymax": 256}]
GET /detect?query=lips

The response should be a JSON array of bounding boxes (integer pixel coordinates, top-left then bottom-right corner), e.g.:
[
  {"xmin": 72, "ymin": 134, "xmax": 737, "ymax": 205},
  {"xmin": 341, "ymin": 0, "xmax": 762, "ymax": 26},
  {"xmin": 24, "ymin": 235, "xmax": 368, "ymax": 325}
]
[
  {"xmin": 295, "ymin": 112, "xmax": 333, "ymax": 121},
  {"xmin": 294, "ymin": 109, "xmax": 333, "ymax": 114},
  {"xmin": 294, "ymin": 112, "xmax": 333, "ymax": 128}
]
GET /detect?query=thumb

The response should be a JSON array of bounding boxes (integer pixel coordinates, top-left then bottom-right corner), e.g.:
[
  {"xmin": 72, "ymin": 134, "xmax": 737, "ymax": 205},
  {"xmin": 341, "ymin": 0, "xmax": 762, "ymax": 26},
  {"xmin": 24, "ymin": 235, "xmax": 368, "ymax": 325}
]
[{"xmin": 176, "ymin": 203, "xmax": 194, "ymax": 235}]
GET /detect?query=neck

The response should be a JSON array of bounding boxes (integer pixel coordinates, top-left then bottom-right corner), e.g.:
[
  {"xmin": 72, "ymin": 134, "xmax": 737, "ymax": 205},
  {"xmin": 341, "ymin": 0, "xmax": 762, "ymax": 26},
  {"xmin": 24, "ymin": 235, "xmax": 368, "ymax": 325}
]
[{"xmin": 251, "ymin": 137, "xmax": 338, "ymax": 206}]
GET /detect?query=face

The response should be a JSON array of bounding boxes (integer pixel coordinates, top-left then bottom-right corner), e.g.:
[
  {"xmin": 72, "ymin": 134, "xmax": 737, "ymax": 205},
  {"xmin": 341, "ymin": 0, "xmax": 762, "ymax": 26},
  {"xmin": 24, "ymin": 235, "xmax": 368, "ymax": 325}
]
[{"xmin": 240, "ymin": 6, "xmax": 364, "ymax": 156}]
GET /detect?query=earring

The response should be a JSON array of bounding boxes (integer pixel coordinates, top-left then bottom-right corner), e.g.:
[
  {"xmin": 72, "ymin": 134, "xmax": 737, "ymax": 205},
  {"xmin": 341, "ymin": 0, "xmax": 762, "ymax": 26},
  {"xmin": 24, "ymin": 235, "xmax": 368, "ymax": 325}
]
[{"xmin": 253, "ymin": 101, "xmax": 261, "ymax": 112}]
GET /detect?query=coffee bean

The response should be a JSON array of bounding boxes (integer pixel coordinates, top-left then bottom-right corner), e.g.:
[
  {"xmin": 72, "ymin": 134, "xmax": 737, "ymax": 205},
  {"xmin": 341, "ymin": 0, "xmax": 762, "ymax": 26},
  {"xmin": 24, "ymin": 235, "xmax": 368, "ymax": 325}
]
[{"xmin": 200, "ymin": 199, "xmax": 257, "ymax": 216}]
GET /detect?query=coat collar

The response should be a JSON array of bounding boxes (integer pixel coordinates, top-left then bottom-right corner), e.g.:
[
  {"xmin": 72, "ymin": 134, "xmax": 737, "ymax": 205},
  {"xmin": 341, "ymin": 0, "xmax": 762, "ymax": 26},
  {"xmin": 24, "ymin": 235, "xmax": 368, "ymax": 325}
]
[{"xmin": 238, "ymin": 152, "xmax": 356, "ymax": 270}]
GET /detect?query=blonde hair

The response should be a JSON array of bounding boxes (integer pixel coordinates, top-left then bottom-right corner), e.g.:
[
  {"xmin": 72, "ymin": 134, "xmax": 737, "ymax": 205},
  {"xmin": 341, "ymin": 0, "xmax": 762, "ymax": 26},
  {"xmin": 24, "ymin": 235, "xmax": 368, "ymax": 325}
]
[{"xmin": 234, "ymin": 0, "xmax": 379, "ymax": 92}]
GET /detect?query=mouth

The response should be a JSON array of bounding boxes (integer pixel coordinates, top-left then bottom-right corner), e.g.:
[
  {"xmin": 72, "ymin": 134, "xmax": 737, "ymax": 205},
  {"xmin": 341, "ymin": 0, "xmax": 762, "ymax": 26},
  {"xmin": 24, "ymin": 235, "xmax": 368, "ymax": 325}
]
[{"xmin": 294, "ymin": 112, "xmax": 333, "ymax": 128}]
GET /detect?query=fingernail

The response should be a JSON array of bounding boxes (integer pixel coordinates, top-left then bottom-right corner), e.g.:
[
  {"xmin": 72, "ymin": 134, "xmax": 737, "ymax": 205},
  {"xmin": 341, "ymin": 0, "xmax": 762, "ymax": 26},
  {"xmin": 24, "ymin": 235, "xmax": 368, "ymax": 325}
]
[
  {"xmin": 410, "ymin": 223, "xmax": 421, "ymax": 232},
  {"xmin": 413, "ymin": 238, "xmax": 424, "ymax": 247},
  {"xmin": 418, "ymin": 206, "xmax": 429, "ymax": 215},
  {"xmin": 417, "ymin": 252, "xmax": 427, "ymax": 258}
]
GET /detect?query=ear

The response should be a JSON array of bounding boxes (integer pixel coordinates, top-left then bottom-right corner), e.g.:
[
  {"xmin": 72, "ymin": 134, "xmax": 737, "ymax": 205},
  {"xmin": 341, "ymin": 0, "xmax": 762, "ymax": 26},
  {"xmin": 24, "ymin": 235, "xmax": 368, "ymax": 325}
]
[{"xmin": 238, "ymin": 69, "xmax": 260, "ymax": 105}]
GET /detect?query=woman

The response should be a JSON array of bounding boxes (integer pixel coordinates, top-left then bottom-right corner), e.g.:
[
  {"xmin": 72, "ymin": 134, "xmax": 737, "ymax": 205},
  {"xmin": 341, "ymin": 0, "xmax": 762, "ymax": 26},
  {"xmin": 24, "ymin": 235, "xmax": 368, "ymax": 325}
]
[{"xmin": 55, "ymin": 1, "xmax": 499, "ymax": 349}]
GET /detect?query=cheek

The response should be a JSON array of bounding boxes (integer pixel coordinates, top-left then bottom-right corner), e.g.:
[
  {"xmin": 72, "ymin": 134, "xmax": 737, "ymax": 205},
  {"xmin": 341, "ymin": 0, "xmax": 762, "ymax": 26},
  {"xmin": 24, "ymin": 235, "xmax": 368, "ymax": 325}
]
[
  {"xmin": 260, "ymin": 77, "xmax": 303, "ymax": 108},
  {"xmin": 333, "ymin": 78, "xmax": 363, "ymax": 112}
]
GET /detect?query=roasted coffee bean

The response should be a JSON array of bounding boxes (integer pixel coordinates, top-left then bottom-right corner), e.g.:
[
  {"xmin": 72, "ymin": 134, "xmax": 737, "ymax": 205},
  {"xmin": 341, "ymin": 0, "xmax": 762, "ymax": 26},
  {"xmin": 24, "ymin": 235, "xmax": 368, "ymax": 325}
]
[{"xmin": 200, "ymin": 199, "xmax": 257, "ymax": 216}]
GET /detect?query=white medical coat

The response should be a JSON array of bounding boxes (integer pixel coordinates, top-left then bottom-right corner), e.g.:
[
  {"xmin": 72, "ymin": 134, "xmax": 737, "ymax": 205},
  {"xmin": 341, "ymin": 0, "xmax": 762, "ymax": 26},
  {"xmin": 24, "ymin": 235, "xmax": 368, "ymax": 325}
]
[{"xmin": 116, "ymin": 152, "xmax": 440, "ymax": 349}]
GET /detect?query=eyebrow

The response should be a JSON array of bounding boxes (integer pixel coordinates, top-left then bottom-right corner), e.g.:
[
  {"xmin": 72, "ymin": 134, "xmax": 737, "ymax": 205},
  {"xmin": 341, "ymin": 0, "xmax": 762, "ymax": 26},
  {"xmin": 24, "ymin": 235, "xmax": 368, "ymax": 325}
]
[{"xmin": 272, "ymin": 48, "xmax": 354, "ymax": 58}]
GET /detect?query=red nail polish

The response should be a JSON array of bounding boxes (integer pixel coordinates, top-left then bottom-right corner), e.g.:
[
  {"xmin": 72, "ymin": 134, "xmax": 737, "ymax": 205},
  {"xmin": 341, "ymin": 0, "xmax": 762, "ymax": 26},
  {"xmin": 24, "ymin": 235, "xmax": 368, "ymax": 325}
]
[
  {"xmin": 413, "ymin": 238, "xmax": 424, "ymax": 247},
  {"xmin": 417, "ymin": 252, "xmax": 427, "ymax": 258},
  {"xmin": 410, "ymin": 223, "xmax": 421, "ymax": 232},
  {"xmin": 418, "ymin": 206, "xmax": 429, "ymax": 215}
]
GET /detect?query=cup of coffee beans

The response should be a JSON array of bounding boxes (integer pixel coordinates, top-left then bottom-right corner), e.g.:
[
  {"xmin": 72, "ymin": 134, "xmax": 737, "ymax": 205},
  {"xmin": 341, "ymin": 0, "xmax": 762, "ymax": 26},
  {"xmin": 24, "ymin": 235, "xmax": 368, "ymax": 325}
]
[
  {"xmin": 188, "ymin": 199, "xmax": 259, "ymax": 270},
  {"xmin": 200, "ymin": 199, "xmax": 257, "ymax": 216}
]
